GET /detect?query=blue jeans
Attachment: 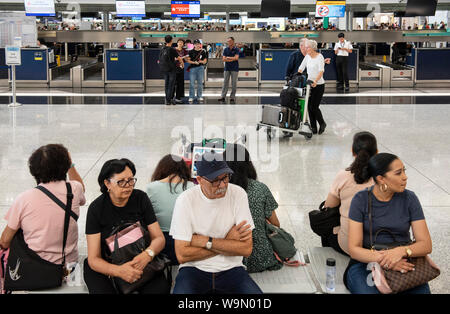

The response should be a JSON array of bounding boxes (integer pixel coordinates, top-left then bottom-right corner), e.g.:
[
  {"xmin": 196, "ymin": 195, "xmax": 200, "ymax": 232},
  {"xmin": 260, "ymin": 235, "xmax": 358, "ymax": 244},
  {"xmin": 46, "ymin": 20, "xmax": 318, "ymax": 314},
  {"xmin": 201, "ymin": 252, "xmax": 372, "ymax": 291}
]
[
  {"xmin": 173, "ymin": 266, "xmax": 263, "ymax": 294},
  {"xmin": 346, "ymin": 262, "xmax": 431, "ymax": 294},
  {"xmin": 189, "ymin": 66, "xmax": 204, "ymax": 99}
]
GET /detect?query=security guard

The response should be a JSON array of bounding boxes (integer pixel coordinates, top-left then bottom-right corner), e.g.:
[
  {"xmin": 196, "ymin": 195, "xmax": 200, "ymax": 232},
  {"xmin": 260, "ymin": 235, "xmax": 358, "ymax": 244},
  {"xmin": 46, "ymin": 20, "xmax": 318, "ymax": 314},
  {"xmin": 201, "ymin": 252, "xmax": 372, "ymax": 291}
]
[{"xmin": 334, "ymin": 33, "xmax": 353, "ymax": 92}]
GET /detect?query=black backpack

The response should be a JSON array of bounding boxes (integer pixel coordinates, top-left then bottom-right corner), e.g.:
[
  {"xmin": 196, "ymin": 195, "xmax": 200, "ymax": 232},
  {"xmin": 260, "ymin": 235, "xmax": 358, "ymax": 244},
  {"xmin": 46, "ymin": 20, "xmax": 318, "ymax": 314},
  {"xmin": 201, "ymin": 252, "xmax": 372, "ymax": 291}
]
[
  {"xmin": 289, "ymin": 73, "xmax": 307, "ymax": 89},
  {"xmin": 159, "ymin": 47, "xmax": 175, "ymax": 72},
  {"xmin": 280, "ymin": 87, "xmax": 300, "ymax": 111}
]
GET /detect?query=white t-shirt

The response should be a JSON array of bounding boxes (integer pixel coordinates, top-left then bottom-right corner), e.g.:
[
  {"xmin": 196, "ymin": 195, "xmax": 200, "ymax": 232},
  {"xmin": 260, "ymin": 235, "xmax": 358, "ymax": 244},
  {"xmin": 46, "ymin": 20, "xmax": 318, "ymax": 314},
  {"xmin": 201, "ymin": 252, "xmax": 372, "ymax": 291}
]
[
  {"xmin": 169, "ymin": 184, "xmax": 255, "ymax": 273},
  {"xmin": 334, "ymin": 40, "xmax": 353, "ymax": 57},
  {"xmin": 298, "ymin": 54, "xmax": 325, "ymax": 85}
]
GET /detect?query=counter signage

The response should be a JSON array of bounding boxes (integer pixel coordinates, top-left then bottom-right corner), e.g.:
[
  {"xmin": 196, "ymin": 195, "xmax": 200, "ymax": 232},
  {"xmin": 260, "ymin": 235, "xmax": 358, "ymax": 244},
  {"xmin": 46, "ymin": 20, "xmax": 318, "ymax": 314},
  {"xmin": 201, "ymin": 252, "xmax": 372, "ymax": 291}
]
[
  {"xmin": 34, "ymin": 52, "xmax": 43, "ymax": 61},
  {"xmin": 110, "ymin": 52, "xmax": 119, "ymax": 61},
  {"xmin": 5, "ymin": 46, "xmax": 21, "ymax": 65}
]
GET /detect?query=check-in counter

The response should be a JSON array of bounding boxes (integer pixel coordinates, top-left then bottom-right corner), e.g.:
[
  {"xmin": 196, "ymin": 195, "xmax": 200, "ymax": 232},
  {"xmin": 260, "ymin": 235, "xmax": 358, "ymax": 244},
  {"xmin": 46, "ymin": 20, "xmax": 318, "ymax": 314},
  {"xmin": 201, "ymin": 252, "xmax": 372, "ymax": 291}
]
[
  {"xmin": 105, "ymin": 49, "xmax": 144, "ymax": 87},
  {"xmin": 414, "ymin": 48, "xmax": 450, "ymax": 87},
  {"xmin": 381, "ymin": 62, "xmax": 415, "ymax": 88},
  {"xmin": 359, "ymin": 62, "xmax": 383, "ymax": 88},
  {"xmin": 319, "ymin": 49, "xmax": 359, "ymax": 88},
  {"xmin": 205, "ymin": 57, "xmax": 258, "ymax": 88},
  {"xmin": 259, "ymin": 49, "xmax": 298, "ymax": 85},
  {"xmin": 144, "ymin": 48, "xmax": 189, "ymax": 87},
  {"xmin": 0, "ymin": 48, "xmax": 8, "ymax": 86},
  {"xmin": 14, "ymin": 48, "xmax": 49, "ymax": 87}
]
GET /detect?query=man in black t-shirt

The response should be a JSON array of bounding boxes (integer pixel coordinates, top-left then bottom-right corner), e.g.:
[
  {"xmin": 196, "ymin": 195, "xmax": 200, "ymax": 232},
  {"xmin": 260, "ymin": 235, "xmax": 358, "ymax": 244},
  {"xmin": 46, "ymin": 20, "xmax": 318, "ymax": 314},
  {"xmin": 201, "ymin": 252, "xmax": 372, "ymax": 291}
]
[
  {"xmin": 160, "ymin": 35, "xmax": 183, "ymax": 105},
  {"xmin": 186, "ymin": 39, "xmax": 208, "ymax": 103}
]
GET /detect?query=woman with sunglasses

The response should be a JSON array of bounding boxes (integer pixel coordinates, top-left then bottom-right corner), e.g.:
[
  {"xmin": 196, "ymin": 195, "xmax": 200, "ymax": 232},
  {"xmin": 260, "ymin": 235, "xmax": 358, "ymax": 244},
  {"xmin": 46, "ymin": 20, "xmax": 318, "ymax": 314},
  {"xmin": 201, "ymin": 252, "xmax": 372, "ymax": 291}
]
[{"xmin": 83, "ymin": 159, "xmax": 169, "ymax": 294}]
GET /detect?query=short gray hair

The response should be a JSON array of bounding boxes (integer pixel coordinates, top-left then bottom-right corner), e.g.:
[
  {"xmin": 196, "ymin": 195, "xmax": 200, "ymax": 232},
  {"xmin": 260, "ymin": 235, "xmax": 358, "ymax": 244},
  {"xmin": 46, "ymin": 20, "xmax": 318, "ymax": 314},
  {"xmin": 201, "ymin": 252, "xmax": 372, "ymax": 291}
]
[
  {"xmin": 305, "ymin": 39, "xmax": 318, "ymax": 51},
  {"xmin": 299, "ymin": 38, "xmax": 308, "ymax": 47}
]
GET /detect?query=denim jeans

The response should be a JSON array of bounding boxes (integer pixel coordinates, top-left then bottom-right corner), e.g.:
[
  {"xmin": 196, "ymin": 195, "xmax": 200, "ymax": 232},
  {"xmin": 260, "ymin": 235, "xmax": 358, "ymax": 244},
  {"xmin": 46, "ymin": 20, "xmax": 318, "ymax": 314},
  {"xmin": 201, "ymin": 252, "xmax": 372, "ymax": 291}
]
[
  {"xmin": 163, "ymin": 71, "xmax": 176, "ymax": 103},
  {"xmin": 189, "ymin": 66, "xmax": 204, "ymax": 99},
  {"xmin": 173, "ymin": 266, "xmax": 263, "ymax": 294},
  {"xmin": 346, "ymin": 262, "xmax": 431, "ymax": 294}
]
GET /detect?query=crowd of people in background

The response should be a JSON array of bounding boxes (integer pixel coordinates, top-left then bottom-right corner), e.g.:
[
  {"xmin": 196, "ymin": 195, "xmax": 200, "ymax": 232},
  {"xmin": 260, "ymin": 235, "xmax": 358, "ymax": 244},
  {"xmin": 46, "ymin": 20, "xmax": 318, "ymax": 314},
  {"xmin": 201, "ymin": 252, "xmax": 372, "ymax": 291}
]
[{"xmin": 37, "ymin": 20, "xmax": 448, "ymax": 32}]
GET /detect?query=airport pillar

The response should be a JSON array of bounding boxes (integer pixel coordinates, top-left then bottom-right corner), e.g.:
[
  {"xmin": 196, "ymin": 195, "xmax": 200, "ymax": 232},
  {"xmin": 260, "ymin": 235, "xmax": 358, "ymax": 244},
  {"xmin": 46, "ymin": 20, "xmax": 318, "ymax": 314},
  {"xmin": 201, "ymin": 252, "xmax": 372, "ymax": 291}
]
[
  {"xmin": 102, "ymin": 12, "xmax": 109, "ymax": 31},
  {"xmin": 226, "ymin": 12, "xmax": 230, "ymax": 32}
]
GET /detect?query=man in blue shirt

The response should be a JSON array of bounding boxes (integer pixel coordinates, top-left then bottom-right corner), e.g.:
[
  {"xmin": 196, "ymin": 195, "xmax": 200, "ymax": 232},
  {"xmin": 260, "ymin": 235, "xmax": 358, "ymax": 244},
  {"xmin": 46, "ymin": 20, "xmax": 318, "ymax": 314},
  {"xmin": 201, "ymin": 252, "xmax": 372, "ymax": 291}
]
[{"xmin": 219, "ymin": 37, "xmax": 240, "ymax": 103}]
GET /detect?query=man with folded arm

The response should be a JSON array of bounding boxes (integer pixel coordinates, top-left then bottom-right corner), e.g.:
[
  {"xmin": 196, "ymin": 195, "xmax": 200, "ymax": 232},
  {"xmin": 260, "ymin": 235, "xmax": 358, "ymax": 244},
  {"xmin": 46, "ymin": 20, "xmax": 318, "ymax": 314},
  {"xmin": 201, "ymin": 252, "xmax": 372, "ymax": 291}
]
[{"xmin": 170, "ymin": 152, "xmax": 262, "ymax": 294}]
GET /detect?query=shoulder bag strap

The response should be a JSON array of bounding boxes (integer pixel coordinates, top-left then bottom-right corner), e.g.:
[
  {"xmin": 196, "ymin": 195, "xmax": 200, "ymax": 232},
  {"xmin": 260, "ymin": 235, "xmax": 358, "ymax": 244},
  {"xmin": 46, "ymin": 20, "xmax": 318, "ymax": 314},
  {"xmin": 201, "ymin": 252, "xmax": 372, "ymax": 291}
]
[
  {"xmin": 61, "ymin": 183, "xmax": 74, "ymax": 266},
  {"xmin": 368, "ymin": 188, "xmax": 373, "ymax": 250},
  {"xmin": 35, "ymin": 185, "xmax": 79, "ymax": 221}
]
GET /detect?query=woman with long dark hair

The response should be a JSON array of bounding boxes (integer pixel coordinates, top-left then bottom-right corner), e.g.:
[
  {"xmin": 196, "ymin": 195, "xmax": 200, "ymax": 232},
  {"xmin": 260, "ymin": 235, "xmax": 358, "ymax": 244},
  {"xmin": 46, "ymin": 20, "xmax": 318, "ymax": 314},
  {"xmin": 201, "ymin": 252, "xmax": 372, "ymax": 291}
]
[
  {"xmin": 146, "ymin": 155, "xmax": 194, "ymax": 265},
  {"xmin": 323, "ymin": 131, "xmax": 378, "ymax": 255},
  {"xmin": 223, "ymin": 144, "xmax": 282, "ymax": 273},
  {"xmin": 344, "ymin": 153, "xmax": 432, "ymax": 294}
]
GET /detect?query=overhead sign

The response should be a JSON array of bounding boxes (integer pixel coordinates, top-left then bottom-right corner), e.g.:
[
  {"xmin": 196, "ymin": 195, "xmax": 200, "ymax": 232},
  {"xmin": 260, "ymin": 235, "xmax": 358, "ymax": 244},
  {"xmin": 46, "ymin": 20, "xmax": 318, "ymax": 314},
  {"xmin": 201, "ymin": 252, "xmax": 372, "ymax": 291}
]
[
  {"xmin": 171, "ymin": 1, "xmax": 200, "ymax": 18},
  {"xmin": 315, "ymin": 1, "xmax": 346, "ymax": 18},
  {"xmin": 24, "ymin": 0, "xmax": 56, "ymax": 17},
  {"xmin": 115, "ymin": 1, "xmax": 146, "ymax": 17},
  {"xmin": 6, "ymin": 46, "xmax": 21, "ymax": 66}
]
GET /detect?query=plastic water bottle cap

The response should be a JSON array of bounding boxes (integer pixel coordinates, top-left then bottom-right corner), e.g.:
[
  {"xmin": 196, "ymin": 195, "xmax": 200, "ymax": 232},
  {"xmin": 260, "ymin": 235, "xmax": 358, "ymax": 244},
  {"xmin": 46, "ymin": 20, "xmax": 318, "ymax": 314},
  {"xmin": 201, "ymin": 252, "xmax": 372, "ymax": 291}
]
[{"xmin": 326, "ymin": 258, "xmax": 336, "ymax": 266}]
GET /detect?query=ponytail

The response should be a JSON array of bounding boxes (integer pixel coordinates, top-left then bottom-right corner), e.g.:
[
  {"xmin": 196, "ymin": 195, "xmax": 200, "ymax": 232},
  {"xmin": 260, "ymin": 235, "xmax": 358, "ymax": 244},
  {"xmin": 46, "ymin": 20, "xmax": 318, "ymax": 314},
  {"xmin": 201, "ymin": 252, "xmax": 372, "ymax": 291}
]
[{"xmin": 347, "ymin": 131, "xmax": 378, "ymax": 184}]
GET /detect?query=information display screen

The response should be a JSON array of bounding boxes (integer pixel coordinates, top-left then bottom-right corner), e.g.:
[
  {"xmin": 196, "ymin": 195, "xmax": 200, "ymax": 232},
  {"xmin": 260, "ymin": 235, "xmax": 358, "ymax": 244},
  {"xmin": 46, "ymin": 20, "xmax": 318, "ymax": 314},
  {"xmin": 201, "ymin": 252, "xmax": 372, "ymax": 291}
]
[
  {"xmin": 171, "ymin": 1, "xmax": 201, "ymax": 18},
  {"xmin": 24, "ymin": 0, "xmax": 56, "ymax": 17},
  {"xmin": 116, "ymin": 1, "xmax": 146, "ymax": 17},
  {"xmin": 315, "ymin": 1, "xmax": 346, "ymax": 18}
]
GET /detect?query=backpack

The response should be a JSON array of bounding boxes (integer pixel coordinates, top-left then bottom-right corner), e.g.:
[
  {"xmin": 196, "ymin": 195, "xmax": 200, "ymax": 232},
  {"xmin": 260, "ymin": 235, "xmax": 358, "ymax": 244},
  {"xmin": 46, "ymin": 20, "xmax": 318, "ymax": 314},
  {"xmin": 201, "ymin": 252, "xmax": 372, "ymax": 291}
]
[
  {"xmin": 265, "ymin": 220, "xmax": 305, "ymax": 267},
  {"xmin": 159, "ymin": 47, "xmax": 175, "ymax": 72},
  {"xmin": 289, "ymin": 73, "xmax": 307, "ymax": 89},
  {"xmin": 280, "ymin": 87, "xmax": 300, "ymax": 110}
]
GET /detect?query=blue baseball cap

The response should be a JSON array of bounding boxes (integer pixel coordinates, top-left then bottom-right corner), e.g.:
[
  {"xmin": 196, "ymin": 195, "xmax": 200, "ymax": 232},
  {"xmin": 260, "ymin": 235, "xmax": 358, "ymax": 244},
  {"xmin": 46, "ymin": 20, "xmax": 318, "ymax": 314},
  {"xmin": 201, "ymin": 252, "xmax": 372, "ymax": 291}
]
[{"xmin": 196, "ymin": 152, "xmax": 234, "ymax": 181}]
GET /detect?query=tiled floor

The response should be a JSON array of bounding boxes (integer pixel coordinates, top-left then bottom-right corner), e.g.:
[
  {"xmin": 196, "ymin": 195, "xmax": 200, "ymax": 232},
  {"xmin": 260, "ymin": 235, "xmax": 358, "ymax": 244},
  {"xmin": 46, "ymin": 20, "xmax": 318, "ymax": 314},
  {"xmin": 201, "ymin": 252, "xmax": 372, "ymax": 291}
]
[{"xmin": 0, "ymin": 87, "xmax": 448, "ymax": 293}]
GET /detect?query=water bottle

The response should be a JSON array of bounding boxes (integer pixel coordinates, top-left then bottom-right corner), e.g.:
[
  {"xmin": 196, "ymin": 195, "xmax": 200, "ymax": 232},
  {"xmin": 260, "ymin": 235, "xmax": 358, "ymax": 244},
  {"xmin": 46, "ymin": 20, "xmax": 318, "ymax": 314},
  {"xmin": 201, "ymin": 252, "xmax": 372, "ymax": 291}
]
[{"xmin": 326, "ymin": 258, "xmax": 336, "ymax": 293}]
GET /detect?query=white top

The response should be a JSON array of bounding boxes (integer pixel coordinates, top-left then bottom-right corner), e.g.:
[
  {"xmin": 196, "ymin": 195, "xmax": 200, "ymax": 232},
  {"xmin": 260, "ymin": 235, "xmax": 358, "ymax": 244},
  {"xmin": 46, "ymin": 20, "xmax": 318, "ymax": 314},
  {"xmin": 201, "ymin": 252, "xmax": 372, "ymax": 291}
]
[
  {"xmin": 298, "ymin": 54, "xmax": 325, "ymax": 85},
  {"xmin": 334, "ymin": 40, "xmax": 353, "ymax": 57},
  {"xmin": 169, "ymin": 184, "xmax": 255, "ymax": 273}
]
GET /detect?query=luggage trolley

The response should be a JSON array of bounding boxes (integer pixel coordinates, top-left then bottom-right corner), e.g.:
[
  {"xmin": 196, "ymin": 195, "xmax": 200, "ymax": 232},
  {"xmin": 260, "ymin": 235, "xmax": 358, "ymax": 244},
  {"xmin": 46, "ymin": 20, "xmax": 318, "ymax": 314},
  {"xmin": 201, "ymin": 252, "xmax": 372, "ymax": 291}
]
[{"xmin": 256, "ymin": 80, "xmax": 314, "ymax": 141}]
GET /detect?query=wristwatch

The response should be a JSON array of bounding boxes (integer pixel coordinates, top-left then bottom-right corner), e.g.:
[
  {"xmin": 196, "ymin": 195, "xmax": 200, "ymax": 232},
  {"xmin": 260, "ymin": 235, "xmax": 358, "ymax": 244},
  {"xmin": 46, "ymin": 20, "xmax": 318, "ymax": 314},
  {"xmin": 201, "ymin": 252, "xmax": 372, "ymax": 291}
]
[
  {"xmin": 146, "ymin": 248, "xmax": 155, "ymax": 260},
  {"xmin": 405, "ymin": 247, "xmax": 412, "ymax": 258},
  {"xmin": 206, "ymin": 237, "xmax": 213, "ymax": 250}
]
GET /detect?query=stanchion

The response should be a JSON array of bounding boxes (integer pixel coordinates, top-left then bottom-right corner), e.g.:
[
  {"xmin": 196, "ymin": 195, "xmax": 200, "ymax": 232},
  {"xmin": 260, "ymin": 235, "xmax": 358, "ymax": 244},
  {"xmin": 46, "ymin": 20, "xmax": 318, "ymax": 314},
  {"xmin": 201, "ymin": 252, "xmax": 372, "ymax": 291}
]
[{"xmin": 8, "ymin": 65, "xmax": 21, "ymax": 108}]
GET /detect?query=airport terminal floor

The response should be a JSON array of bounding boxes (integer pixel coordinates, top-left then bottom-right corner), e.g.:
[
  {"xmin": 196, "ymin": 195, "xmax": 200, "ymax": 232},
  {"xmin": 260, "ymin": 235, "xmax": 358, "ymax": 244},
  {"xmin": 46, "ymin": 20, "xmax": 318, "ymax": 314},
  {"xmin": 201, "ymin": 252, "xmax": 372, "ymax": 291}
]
[{"xmin": 0, "ymin": 85, "xmax": 449, "ymax": 294}]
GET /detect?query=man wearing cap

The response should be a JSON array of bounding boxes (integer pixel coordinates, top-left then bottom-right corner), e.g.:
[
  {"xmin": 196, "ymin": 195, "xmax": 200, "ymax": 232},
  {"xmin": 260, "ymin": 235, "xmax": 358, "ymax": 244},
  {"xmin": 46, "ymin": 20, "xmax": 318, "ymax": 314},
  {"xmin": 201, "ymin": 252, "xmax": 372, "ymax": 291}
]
[
  {"xmin": 169, "ymin": 152, "xmax": 262, "ymax": 294},
  {"xmin": 334, "ymin": 33, "xmax": 353, "ymax": 92},
  {"xmin": 186, "ymin": 39, "xmax": 208, "ymax": 103}
]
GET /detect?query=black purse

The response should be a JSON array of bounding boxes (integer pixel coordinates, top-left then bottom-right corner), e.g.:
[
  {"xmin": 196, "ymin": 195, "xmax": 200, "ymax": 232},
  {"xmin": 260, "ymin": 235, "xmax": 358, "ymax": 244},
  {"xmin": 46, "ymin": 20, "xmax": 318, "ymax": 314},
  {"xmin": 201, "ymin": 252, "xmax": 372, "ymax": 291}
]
[
  {"xmin": 4, "ymin": 183, "xmax": 76, "ymax": 292},
  {"xmin": 308, "ymin": 201, "xmax": 340, "ymax": 237},
  {"xmin": 105, "ymin": 221, "xmax": 171, "ymax": 294}
]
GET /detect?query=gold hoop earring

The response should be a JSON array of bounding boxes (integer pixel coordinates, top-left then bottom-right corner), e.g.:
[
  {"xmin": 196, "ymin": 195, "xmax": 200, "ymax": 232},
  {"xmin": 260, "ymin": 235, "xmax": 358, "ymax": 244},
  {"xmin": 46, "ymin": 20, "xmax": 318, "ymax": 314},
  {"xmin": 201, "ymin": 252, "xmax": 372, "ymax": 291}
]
[{"xmin": 381, "ymin": 184, "xmax": 388, "ymax": 192}]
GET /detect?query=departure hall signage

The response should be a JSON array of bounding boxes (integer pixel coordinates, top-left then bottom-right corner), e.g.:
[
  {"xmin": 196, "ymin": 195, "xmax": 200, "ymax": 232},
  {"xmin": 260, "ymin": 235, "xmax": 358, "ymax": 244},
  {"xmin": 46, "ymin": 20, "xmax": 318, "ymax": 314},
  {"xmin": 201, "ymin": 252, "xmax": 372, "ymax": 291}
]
[
  {"xmin": 171, "ymin": 1, "xmax": 201, "ymax": 18},
  {"xmin": 116, "ymin": 1, "xmax": 146, "ymax": 17},
  {"xmin": 24, "ymin": 0, "xmax": 56, "ymax": 17},
  {"xmin": 315, "ymin": 1, "xmax": 346, "ymax": 18}
]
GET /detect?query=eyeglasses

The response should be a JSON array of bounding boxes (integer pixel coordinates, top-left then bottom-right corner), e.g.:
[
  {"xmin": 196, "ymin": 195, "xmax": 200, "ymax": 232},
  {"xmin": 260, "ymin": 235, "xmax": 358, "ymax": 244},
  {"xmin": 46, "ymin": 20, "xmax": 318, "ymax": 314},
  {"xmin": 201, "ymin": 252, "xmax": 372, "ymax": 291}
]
[
  {"xmin": 110, "ymin": 178, "xmax": 137, "ymax": 188},
  {"xmin": 204, "ymin": 174, "xmax": 232, "ymax": 187}
]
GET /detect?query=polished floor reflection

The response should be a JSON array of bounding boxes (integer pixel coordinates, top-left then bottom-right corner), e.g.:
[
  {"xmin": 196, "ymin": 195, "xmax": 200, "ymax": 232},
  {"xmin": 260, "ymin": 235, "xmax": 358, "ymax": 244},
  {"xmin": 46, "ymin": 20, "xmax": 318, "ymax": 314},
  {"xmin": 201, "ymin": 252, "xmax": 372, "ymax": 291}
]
[{"xmin": 0, "ymin": 90, "xmax": 449, "ymax": 294}]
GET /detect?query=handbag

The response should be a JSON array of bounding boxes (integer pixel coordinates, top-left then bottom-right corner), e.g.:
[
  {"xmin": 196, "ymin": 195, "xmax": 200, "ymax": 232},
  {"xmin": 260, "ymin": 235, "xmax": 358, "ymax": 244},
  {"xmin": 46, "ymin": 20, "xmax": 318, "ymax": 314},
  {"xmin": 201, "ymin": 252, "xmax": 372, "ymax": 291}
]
[
  {"xmin": 4, "ymin": 183, "xmax": 76, "ymax": 292},
  {"xmin": 105, "ymin": 221, "xmax": 171, "ymax": 294},
  {"xmin": 265, "ymin": 220, "xmax": 305, "ymax": 267},
  {"xmin": 308, "ymin": 201, "xmax": 340, "ymax": 237},
  {"xmin": 367, "ymin": 189, "xmax": 440, "ymax": 294}
]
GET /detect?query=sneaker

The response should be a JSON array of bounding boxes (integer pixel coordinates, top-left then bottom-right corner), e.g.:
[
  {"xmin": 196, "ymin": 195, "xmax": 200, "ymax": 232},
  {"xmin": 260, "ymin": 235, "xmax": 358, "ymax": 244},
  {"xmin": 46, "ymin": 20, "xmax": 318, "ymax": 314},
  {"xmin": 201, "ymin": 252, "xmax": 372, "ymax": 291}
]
[
  {"xmin": 345, "ymin": 87, "xmax": 350, "ymax": 92},
  {"xmin": 189, "ymin": 98, "xmax": 194, "ymax": 103},
  {"xmin": 175, "ymin": 99, "xmax": 183, "ymax": 104},
  {"xmin": 218, "ymin": 97, "xmax": 225, "ymax": 102},
  {"xmin": 230, "ymin": 98, "xmax": 235, "ymax": 103},
  {"xmin": 199, "ymin": 97, "xmax": 204, "ymax": 103}
]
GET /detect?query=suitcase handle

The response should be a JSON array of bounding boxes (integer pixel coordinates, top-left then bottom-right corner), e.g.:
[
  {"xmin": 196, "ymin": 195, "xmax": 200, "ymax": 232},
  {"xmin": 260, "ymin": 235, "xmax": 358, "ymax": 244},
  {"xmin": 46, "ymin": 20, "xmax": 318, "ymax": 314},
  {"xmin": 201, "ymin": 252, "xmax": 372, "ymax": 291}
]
[{"xmin": 278, "ymin": 112, "xmax": 283, "ymax": 123}]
